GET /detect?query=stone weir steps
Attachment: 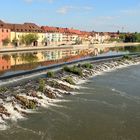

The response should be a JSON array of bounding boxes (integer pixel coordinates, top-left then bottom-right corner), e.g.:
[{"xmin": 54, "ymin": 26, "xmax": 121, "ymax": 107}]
[{"xmin": 0, "ymin": 56, "xmax": 140, "ymax": 130}]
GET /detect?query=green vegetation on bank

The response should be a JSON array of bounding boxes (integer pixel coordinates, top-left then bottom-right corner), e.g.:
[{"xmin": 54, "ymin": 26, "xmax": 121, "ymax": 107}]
[
  {"xmin": 47, "ymin": 71, "xmax": 55, "ymax": 78},
  {"xmin": 81, "ymin": 63, "xmax": 93, "ymax": 69},
  {"xmin": 63, "ymin": 65, "xmax": 83, "ymax": 76},
  {"xmin": 119, "ymin": 33, "xmax": 140, "ymax": 43},
  {"xmin": 38, "ymin": 79, "xmax": 46, "ymax": 92},
  {"xmin": 122, "ymin": 55, "xmax": 132, "ymax": 60}
]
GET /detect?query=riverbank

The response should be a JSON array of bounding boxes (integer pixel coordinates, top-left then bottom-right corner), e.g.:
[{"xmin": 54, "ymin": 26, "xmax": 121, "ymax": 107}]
[
  {"xmin": 94, "ymin": 42, "xmax": 140, "ymax": 49},
  {"xmin": 0, "ymin": 55, "xmax": 140, "ymax": 130},
  {"xmin": 0, "ymin": 42, "xmax": 140, "ymax": 54}
]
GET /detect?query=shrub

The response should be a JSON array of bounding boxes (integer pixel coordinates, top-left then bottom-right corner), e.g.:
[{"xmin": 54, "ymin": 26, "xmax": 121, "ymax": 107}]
[
  {"xmin": 63, "ymin": 65, "xmax": 83, "ymax": 76},
  {"xmin": 122, "ymin": 55, "xmax": 132, "ymax": 60},
  {"xmin": 47, "ymin": 71, "xmax": 55, "ymax": 78},
  {"xmin": 0, "ymin": 87, "xmax": 8, "ymax": 93},
  {"xmin": 63, "ymin": 66, "xmax": 71, "ymax": 72},
  {"xmin": 72, "ymin": 66, "xmax": 83, "ymax": 76},
  {"xmin": 38, "ymin": 79, "xmax": 46, "ymax": 92},
  {"xmin": 81, "ymin": 63, "xmax": 93, "ymax": 69},
  {"xmin": 64, "ymin": 76, "xmax": 75, "ymax": 85},
  {"xmin": 2, "ymin": 38, "xmax": 10, "ymax": 46}
]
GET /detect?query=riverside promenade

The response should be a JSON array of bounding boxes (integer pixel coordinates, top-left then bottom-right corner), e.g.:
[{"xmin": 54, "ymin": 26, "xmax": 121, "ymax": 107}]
[
  {"xmin": 94, "ymin": 42, "xmax": 140, "ymax": 49},
  {"xmin": 0, "ymin": 43, "xmax": 140, "ymax": 54}
]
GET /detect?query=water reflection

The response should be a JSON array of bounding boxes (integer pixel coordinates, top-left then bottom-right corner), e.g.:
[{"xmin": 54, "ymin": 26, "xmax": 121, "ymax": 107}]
[
  {"xmin": 0, "ymin": 48, "xmax": 95, "ymax": 76},
  {"xmin": 0, "ymin": 45, "xmax": 140, "ymax": 76},
  {"xmin": 110, "ymin": 45, "xmax": 140, "ymax": 52}
]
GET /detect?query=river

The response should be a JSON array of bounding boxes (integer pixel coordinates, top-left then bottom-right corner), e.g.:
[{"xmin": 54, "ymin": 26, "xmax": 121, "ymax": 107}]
[
  {"xmin": 1, "ymin": 45, "xmax": 139, "ymax": 77},
  {"xmin": 0, "ymin": 45, "xmax": 140, "ymax": 140},
  {"xmin": 0, "ymin": 59, "xmax": 140, "ymax": 140}
]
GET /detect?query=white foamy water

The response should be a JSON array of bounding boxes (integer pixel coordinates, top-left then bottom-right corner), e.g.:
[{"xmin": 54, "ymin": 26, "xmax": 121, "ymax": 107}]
[
  {"xmin": 0, "ymin": 122, "xmax": 8, "ymax": 131},
  {"xmin": 0, "ymin": 57, "xmax": 140, "ymax": 131},
  {"xmin": 3, "ymin": 103, "xmax": 25, "ymax": 121},
  {"xmin": 45, "ymin": 85, "xmax": 67, "ymax": 95},
  {"xmin": 53, "ymin": 79, "xmax": 79, "ymax": 89}
]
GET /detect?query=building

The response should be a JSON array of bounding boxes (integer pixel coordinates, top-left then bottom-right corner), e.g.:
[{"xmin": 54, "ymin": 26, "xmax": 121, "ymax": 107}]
[
  {"xmin": 41, "ymin": 26, "xmax": 82, "ymax": 45},
  {"xmin": 7, "ymin": 22, "xmax": 45, "ymax": 46},
  {"xmin": 0, "ymin": 20, "xmax": 11, "ymax": 48},
  {"xmin": 0, "ymin": 19, "xmax": 121, "ymax": 47},
  {"xmin": 0, "ymin": 20, "xmax": 46, "ymax": 47},
  {"xmin": 90, "ymin": 32, "xmax": 115, "ymax": 44},
  {"xmin": 41, "ymin": 26, "xmax": 64, "ymax": 45}
]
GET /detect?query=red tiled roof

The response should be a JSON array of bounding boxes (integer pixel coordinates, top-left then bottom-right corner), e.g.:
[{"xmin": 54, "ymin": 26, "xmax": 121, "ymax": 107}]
[
  {"xmin": 41, "ymin": 26, "xmax": 83, "ymax": 35},
  {"xmin": 0, "ymin": 20, "xmax": 44, "ymax": 33},
  {"xmin": 0, "ymin": 20, "xmax": 10, "ymax": 29}
]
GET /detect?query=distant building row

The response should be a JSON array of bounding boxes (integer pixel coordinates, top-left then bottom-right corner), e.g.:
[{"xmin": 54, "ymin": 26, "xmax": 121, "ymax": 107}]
[{"xmin": 0, "ymin": 20, "xmax": 119, "ymax": 48}]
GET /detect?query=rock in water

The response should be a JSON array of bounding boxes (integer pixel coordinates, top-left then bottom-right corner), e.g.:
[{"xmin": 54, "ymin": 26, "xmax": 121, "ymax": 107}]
[{"xmin": 14, "ymin": 95, "xmax": 37, "ymax": 109}]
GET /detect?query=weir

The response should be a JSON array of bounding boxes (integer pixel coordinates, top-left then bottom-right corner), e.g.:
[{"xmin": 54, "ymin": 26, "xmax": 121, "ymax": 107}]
[
  {"xmin": 0, "ymin": 53, "xmax": 140, "ymax": 130},
  {"xmin": 0, "ymin": 52, "xmax": 140, "ymax": 81}
]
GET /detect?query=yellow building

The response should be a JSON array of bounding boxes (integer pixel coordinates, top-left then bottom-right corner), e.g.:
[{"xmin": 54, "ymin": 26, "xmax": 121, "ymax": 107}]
[{"xmin": 6, "ymin": 22, "xmax": 46, "ymax": 47}]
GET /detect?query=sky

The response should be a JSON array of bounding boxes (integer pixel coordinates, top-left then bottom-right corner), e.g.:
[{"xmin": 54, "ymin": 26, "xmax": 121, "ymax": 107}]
[{"xmin": 0, "ymin": 0, "xmax": 140, "ymax": 32}]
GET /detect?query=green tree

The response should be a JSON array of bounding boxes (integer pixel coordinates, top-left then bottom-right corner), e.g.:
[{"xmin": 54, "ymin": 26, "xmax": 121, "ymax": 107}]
[
  {"xmin": 2, "ymin": 38, "xmax": 10, "ymax": 46},
  {"xmin": 12, "ymin": 38, "xmax": 19, "ymax": 47},
  {"xmin": 119, "ymin": 33, "xmax": 125, "ymax": 42},
  {"xmin": 20, "ymin": 34, "xmax": 39, "ymax": 46},
  {"xmin": 135, "ymin": 33, "xmax": 140, "ymax": 42}
]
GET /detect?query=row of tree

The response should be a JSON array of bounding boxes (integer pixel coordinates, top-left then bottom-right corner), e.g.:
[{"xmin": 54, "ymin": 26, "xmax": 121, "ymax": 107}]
[{"xmin": 119, "ymin": 33, "xmax": 140, "ymax": 43}]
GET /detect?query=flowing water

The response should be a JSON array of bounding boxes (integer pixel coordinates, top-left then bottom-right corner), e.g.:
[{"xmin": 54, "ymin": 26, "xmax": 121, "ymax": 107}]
[
  {"xmin": 0, "ymin": 45, "xmax": 140, "ymax": 140},
  {"xmin": 1, "ymin": 45, "xmax": 140, "ymax": 77},
  {"xmin": 0, "ymin": 63, "xmax": 140, "ymax": 140}
]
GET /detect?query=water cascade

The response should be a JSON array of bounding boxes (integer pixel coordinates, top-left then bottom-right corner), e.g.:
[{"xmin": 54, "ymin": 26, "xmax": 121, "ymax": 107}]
[{"xmin": 0, "ymin": 56, "xmax": 140, "ymax": 130}]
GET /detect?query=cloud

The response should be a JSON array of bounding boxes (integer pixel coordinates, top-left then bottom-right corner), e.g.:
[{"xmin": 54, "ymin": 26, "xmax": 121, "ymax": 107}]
[
  {"xmin": 47, "ymin": 0, "xmax": 53, "ymax": 3},
  {"xmin": 120, "ymin": 9, "xmax": 140, "ymax": 16},
  {"xmin": 83, "ymin": 6, "xmax": 93, "ymax": 10},
  {"xmin": 24, "ymin": 0, "xmax": 54, "ymax": 3},
  {"xmin": 93, "ymin": 16, "xmax": 120, "ymax": 24},
  {"xmin": 57, "ymin": 6, "xmax": 70, "ymax": 14},
  {"xmin": 57, "ymin": 6, "xmax": 93, "ymax": 14},
  {"xmin": 24, "ymin": 0, "xmax": 33, "ymax": 3}
]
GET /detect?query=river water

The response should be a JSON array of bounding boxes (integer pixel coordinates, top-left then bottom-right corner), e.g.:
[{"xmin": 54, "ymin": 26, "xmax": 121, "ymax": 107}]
[
  {"xmin": 0, "ymin": 63, "xmax": 140, "ymax": 140},
  {"xmin": 1, "ymin": 45, "xmax": 139, "ymax": 77}
]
